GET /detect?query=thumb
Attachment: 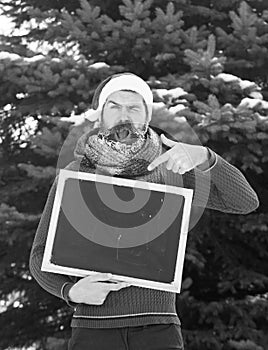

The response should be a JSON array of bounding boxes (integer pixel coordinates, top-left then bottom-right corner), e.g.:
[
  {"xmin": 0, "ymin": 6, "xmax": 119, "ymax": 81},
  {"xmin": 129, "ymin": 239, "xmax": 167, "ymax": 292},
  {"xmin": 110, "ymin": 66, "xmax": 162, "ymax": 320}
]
[
  {"xmin": 161, "ymin": 134, "xmax": 177, "ymax": 147},
  {"xmin": 85, "ymin": 273, "xmax": 113, "ymax": 283}
]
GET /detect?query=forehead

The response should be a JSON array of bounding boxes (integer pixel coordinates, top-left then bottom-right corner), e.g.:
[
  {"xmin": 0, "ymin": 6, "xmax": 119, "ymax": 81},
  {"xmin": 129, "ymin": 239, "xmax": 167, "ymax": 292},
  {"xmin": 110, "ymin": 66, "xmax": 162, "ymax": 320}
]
[{"xmin": 105, "ymin": 90, "xmax": 144, "ymax": 105}]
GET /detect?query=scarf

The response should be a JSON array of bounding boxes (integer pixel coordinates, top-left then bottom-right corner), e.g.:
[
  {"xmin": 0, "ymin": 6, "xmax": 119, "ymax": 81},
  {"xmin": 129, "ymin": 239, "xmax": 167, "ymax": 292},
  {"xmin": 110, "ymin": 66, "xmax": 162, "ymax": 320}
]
[{"xmin": 74, "ymin": 127, "xmax": 163, "ymax": 178}]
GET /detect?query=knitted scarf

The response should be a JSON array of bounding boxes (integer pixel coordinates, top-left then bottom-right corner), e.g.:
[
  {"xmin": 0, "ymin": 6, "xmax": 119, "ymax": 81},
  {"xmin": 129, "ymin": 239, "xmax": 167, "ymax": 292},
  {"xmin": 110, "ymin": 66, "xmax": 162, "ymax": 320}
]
[{"xmin": 74, "ymin": 127, "xmax": 163, "ymax": 179}]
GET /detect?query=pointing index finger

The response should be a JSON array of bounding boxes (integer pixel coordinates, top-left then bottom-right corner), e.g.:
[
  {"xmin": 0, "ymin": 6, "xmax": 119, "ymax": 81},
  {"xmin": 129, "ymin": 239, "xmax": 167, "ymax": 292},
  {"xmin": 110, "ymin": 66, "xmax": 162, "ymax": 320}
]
[{"xmin": 147, "ymin": 152, "xmax": 169, "ymax": 171}]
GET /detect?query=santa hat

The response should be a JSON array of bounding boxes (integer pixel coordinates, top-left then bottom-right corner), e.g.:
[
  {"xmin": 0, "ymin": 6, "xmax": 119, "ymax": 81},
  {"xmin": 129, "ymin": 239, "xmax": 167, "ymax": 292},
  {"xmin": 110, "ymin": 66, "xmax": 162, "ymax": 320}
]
[{"xmin": 91, "ymin": 72, "xmax": 153, "ymax": 121}]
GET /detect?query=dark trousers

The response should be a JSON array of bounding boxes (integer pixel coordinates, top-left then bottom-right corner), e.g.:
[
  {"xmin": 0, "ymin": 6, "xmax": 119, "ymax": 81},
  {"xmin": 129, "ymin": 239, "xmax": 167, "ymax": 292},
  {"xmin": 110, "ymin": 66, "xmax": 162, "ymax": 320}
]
[{"xmin": 68, "ymin": 324, "xmax": 184, "ymax": 350}]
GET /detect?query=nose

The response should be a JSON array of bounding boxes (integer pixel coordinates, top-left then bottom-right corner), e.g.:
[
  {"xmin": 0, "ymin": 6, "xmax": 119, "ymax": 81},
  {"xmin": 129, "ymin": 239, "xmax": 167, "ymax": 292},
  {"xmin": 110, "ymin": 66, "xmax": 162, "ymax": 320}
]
[{"xmin": 118, "ymin": 106, "xmax": 129, "ymax": 122}]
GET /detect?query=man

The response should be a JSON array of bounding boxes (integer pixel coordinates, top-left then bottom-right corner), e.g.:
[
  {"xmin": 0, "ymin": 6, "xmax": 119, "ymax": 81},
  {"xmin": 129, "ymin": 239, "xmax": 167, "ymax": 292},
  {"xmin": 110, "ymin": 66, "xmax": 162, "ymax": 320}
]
[{"xmin": 29, "ymin": 73, "xmax": 259, "ymax": 349}]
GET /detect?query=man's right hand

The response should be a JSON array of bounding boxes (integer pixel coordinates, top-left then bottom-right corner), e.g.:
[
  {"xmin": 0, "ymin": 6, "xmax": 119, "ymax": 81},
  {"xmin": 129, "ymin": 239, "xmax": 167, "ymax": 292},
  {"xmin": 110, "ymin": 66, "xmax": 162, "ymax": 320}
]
[{"xmin": 68, "ymin": 273, "xmax": 131, "ymax": 305}]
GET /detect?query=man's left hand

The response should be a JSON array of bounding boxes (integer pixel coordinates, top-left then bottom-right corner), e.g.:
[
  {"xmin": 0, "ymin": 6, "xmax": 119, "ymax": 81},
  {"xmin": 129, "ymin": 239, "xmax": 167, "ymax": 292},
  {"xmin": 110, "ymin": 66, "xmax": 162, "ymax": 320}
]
[{"xmin": 147, "ymin": 134, "xmax": 209, "ymax": 174}]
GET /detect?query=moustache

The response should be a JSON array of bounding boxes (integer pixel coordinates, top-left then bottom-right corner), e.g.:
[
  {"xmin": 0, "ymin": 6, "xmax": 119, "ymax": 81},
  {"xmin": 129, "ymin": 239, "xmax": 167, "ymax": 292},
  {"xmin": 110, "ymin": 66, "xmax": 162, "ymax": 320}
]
[{"xmin": 100, "ymin": 121, "xmax": 146, "ymax": 144}]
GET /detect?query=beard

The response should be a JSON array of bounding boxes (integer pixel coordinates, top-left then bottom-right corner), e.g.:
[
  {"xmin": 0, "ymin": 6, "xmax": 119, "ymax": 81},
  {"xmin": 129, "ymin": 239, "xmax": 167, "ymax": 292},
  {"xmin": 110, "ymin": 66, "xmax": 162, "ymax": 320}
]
[{"xmin": 98, "ymin": 120, "xmax": 148, "ymax": 145}]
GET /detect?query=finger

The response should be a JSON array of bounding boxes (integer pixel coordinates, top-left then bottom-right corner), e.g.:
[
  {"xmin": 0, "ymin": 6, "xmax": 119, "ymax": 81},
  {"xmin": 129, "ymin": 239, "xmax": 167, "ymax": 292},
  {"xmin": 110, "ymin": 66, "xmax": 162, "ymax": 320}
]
[
  {"xmin": 179, "ymin": 165, "xmax": 191, "ymax": 175},
  {"xmin": 166, "ymin": 158, "xmax": 174, "ymax": 171},
  {"xmin": 147, "ymin": 152, "xmax": 170, "ymax": 171},
  {"xmin": 172, "ymin": 162, "xmax": 181, "ymax": 173},
  {"xmin": 161, "ymin": 134, "xmax": 177, "ymax": 148},
  {"xmin": 178, "ymin": 163, "xmax": 190, "ymax": 174},
  {"xmin": 178, "ymin": 159, "xmax": 194, "ymax": 174},
  {"xmin": 86, "ymin": 273, "xmax": 113, "ymax": 283},
  {"xmin": 106, "ymin": 282, "xmax": 131, "ymax": 291}
]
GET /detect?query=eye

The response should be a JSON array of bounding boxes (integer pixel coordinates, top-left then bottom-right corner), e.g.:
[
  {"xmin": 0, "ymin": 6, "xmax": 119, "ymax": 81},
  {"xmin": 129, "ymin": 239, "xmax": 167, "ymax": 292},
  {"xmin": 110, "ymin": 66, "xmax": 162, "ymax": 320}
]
[
  {"xmin": 110, "ymin": 104, "xmax": 120, "ymax": 109},
  {"xmin": 129, "ymin": 106, "xmax": 140, "ymax": 112}
]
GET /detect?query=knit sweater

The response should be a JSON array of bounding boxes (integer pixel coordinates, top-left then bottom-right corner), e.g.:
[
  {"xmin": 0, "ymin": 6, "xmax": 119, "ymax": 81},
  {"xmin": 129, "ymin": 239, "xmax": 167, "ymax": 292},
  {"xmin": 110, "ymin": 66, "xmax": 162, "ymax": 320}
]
[{"xmin": 29, "ymin": 139, "xmax": 259, "ymax": 329}]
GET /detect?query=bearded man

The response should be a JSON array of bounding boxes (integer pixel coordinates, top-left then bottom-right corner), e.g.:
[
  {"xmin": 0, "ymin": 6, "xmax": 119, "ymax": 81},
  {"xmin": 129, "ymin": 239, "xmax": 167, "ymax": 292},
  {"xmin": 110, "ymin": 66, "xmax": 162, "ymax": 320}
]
[{"xmin": 29, "ymin": 73, "xmax": 259, "ymax": 350}]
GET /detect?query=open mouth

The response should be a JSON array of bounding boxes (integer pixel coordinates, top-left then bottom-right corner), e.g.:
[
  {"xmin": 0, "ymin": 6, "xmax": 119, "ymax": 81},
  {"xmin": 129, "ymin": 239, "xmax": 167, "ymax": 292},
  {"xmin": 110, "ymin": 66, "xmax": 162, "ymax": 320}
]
[
  {"xmin": 109, "ymin": 124, "xmax": 139, "ymax": 144},
  {"xmin": 115, "ymin": 127, "xmax": 131, "ymax": 141}
]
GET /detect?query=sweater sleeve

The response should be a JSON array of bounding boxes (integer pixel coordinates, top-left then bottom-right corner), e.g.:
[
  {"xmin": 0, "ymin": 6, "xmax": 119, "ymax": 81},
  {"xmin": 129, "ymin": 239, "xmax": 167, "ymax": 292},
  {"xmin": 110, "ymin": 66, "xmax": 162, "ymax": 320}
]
[
  {"xmin": 181, "ymin": 151, "xmax": 259, "ymax": 214},
  {"xmin": 29, "ymin": 176, "xmax": 77, "ymax": 308}
]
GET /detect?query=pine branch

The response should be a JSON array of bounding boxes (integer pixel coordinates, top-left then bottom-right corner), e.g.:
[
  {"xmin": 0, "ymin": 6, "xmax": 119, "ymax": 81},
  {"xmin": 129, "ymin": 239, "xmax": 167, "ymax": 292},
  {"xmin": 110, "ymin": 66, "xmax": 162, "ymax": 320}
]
[{"xmin": 230, "ymin": 1, "xmax": 258, "ymax": 35}]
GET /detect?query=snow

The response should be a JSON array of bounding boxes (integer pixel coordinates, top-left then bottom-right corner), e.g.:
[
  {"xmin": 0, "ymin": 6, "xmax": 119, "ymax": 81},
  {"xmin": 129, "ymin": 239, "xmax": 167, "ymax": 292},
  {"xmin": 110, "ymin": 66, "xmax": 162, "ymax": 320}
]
[
  {"xmin": 239, "ymin": 80, "xmax": 257, "ymax": 90},
  {"xmin": 215, "ymin": 73, "xmax": 240, "ymax": 83},
  {"xmin": 238, "ymin": 98, "xmax": 268, "ymax": 109},
  {"xmin": 0, "ymin": 51, "xmax": 45, "ymax": 63},
  {"xmin": 261, "ymin": 100, "xmax": 268, "ymax": 109},
  {"xmin": 154, "ymin": 87, "xmax": 187, "ymax": 99},
  {"xmin": 16, "ymin": 93, "xmax": 27, "ymax": 100},
  {"xmin": 3, "ymin": 104, "xmax": 12, "ymax": 111},
  {"xmin": 13, "ymin": 301, "xmax": 20, "ymax": 308},
  {"xmin": 256, "ymin": 113, "xmax": 268, "ymax": 121},
  {"xmin": 249, "ymin": 91, "xmax": 263, "ymax": 99},
  {"xmin": 167, "ymin": 87, "xmax": 188, "ymax": 98},
  {"xmin": 152, "ymin": 102, "xmax": 166, "ymax": 110},
  {"xmin": 215, "ymin": 74, "xmax": 261, "ymax": 93},
  {"xmin": 24, "ymin": 55, "xmax": 45, "ymax": 63},
  {"xmin": 169, "ymin": 104, "xmax": 187, "ymax": 114},
  {"xmin": 89, "ymin": 62, "xmax": 110, "ymax": 69},
  {"xmin": 0, "ymin": 15, "xmax": 14, "ymax": 35},
  {"xmin": 238, "ymin": 98, "xmax": 260, "ymax": 108},
  {"xmin": 11, "ymin": 117, "xmax": 38, "ymax": 142},
  {"xmin": 0, "ymin": 52, "xmax": 21, "ymax": 61},
  {"xmin": 154, "ymin": 89, "xmax": 168, "ymax": 98}
]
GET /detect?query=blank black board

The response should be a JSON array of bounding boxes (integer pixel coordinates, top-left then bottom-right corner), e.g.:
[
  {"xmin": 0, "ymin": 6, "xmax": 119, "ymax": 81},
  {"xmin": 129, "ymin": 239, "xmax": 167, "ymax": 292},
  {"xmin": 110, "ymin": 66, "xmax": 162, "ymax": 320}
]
[{"xmin": 42, "ymin": 170, "xmax": 193, "ymax": 292}]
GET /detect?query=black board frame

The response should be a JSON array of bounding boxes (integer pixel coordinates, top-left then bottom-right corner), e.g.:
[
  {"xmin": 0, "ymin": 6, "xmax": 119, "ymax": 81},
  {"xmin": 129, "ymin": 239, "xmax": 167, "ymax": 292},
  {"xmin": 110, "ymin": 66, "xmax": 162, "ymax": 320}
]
[{"xmin": 41, "ymin": 169, "xmax": 193, "ymax": 293}]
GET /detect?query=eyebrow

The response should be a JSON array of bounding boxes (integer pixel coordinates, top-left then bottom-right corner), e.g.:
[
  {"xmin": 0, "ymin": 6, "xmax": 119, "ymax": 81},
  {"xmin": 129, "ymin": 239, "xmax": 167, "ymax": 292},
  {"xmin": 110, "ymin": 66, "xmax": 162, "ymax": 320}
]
[
  {"xmin": 107, "ymin": 100, "xmax": 121, "ymax": 106},
  {"xmin": 107, "ymin": 100, "xmax": 142, "ymax": 108}
]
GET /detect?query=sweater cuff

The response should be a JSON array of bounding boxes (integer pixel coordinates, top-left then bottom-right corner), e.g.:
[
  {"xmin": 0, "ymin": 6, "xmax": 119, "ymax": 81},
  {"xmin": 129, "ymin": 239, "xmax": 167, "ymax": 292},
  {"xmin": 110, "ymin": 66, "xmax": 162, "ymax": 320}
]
[
  {"xmin": 196, "ymin": 147, "xmax": 217, "ymax": 172},
  {"xmin": 61, "ymin": 282, "xmax": 77, "ymax": 308}
]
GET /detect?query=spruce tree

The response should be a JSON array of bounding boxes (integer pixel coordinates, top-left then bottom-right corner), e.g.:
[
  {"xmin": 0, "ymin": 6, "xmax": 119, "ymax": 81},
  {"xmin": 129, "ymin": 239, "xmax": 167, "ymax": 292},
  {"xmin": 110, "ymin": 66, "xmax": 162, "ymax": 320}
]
[{"xmin": 0, "ymin": 1, "xmax": 267, "ymax": 349}]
